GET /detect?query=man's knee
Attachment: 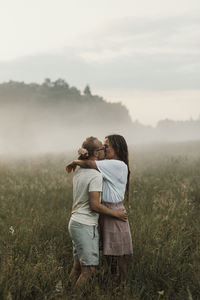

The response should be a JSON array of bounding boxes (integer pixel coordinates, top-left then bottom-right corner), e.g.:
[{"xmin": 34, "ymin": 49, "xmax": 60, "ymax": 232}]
[{"xmin": 81, "ymin": 265, "xmax": 96, "ymax": 276}]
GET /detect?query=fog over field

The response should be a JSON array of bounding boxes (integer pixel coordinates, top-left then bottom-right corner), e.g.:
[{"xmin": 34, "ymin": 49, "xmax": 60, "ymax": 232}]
[{"xmin": 0, "ymin": 80, "xmax": 200, "ymax": 155}]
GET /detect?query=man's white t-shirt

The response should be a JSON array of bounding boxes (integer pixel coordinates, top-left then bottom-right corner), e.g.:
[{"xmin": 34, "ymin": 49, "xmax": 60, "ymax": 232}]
[
  {"xmin": 71, "ymin": 168, "xmax": 103, "ymax": 226},
  {"xmin": 95, "ymin": 159, "xmax": 128, "ymax": 203}
]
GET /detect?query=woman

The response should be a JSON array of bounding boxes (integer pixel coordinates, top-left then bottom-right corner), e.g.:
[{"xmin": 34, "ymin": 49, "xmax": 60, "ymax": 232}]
[{"xmin": 67, "ymin": 134, "xmax": 133, "ymax": 278}]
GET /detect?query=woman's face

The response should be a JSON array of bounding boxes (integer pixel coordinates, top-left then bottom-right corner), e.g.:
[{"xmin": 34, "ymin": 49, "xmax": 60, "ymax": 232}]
[{"xmin": 104, "ymin": 138, "xmax": 118, "ymax": 159}]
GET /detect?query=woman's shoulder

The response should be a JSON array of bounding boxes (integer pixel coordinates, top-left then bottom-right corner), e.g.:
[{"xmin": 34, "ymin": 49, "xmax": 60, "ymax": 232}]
[
  {"xmin": 97, "ymin": 159, "xmax": 127, "ymax": 171},
  {"xmin": 109, "ymin": 159, "xmax": 127, "ymax": 168}
]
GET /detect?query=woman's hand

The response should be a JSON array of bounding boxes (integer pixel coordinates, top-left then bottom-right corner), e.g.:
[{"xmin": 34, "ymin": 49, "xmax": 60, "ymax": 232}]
[{"xmin": 66, "ymin": 162, "xmax": 77, "ymax": 173}]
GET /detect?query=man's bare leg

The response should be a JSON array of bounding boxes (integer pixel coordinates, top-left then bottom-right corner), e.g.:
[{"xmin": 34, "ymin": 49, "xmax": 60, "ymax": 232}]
[
  {"xmin": 69, "ymin": 259, "xmax": 81, "ymax": 283},
  {"xmin": 75, "ymin": 266, "xmax": 95, "ymax": 287}
]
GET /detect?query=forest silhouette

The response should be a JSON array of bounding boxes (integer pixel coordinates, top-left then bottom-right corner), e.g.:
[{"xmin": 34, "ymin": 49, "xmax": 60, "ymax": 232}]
[{"xmin": 0, "ymin": 79, "xmax": 200, "ymax": 154}]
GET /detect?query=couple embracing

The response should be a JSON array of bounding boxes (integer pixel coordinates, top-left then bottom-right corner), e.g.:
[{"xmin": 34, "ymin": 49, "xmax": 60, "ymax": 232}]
[{"xmin": 66, "ymin": 134, "xmax": 133, "ymax": 287}]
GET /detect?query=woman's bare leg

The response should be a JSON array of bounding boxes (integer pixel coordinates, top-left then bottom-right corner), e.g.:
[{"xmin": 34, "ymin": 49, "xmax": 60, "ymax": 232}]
[
  {"xmin": 69, "ymin": 259, "xmax": 81, "ymax": 283},
  {"xmin": 118, "ymin": 256, "xmax": 126, "ymax": 279},
  {"xmin": 105, "ymin": 256, "xmax": 117, "ymax": 274}
]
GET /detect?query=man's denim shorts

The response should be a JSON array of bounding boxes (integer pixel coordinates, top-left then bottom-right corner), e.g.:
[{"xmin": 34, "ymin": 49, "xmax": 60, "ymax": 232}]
[{"xmin": 68, "ymin": 219, "xmax": 99, "ymax": 266}]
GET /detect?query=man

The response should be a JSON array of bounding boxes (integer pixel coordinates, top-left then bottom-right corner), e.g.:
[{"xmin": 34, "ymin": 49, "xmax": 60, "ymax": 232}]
[{"xmin": 67, "ymin": 136, "xmax": 127, "ymax": 287}]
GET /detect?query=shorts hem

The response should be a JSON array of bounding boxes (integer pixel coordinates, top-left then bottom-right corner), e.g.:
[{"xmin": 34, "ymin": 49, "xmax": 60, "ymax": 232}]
[{"xmin": 81, "ymin": 263, "xmax": 99, "ymax": 266}]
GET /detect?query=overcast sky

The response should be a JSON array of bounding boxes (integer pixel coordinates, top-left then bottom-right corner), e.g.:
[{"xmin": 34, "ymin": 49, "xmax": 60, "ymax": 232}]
[{"xmin": 0, "ymin": 0, "xmax": 200, "ymax": 125}]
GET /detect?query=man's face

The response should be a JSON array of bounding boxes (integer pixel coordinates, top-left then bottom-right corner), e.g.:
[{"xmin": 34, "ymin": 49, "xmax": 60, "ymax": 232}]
[{"xmin": 95, "ymin": 140, "xmax": 105, "ymax": 160}]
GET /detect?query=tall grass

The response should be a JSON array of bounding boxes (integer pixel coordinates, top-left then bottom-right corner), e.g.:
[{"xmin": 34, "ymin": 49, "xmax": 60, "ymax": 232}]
[{"xmin": 0, "ymin": 142, "xmax": 200, "ymax": 299}]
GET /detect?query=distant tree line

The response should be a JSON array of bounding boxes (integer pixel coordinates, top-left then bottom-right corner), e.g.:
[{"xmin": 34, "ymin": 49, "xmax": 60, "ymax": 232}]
[
  {"xmin": 0, "ymin": 79, "xmax": 200, "ymax": 153},
  {"xmin": 0, "ymin": 79, "xmax": 133, "ymax": 129}
]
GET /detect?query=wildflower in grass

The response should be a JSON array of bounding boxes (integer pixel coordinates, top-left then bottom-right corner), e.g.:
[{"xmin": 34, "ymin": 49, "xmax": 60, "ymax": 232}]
[
  {"xmin": 55, "ymin": 280, "xmax": 63, "ymax": 294},
  {"xmin": 9, "ymin": 226, "xmax": 14, "ymax": 235},
  {"xmin": 158, "ymin": 290, "xmax": 164, "ymax": 296}
]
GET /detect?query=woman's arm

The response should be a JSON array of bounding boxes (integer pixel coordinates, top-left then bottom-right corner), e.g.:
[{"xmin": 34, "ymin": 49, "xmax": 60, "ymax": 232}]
[
  {"xmin": 66, "ymin": 160, "xmax": 97, "ymax": 173},
  {"xmin": 89, "ymin": 192, "xmax": 127, "ymax": 222}
]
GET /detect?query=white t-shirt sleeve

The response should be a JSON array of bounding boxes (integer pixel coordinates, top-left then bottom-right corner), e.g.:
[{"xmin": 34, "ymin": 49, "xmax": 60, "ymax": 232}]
[
  {"xmin": 96, "ymin": 160, "xmax": 126, "ymax": 182},
  {"xmin": 88, "ymin": 173, "xmax": 103, "ymax": 192}
]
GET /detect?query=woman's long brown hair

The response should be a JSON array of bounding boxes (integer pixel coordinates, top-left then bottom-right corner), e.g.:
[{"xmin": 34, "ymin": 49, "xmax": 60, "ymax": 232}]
[{"xmin": 106, "ymin": 134, "xmax": 130, "ymax": 204}]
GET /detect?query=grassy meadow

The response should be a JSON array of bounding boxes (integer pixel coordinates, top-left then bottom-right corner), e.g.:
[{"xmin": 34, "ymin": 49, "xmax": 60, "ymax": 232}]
[{"xmin": 0, "ymin": 141, "xmax": 200, "ymax": 299}]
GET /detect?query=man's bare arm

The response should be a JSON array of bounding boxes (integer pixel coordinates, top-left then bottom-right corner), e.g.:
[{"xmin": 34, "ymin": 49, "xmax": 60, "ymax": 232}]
[
  {"xmin": 89, "ymin": 192, "xmax": 127, "ymax": 222},
  {"xmin": 66, "ymin": 160, "xmax": 97, "ymax": 173}
]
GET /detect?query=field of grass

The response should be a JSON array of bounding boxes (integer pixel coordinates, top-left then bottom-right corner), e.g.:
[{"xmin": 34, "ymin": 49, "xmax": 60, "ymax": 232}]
[{"xmin": 0, "ymin": 141, "xmax": 200, "ymax": 299}]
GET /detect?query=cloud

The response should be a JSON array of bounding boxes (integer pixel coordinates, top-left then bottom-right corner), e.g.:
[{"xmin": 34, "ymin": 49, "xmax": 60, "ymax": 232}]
[
  {"xmin": 0, "ymin": 13, "xmax": 199, "ymax": 90},
  {"xmin": 79, "ymin": 14, "xmax": 200, "ymax": 59}
]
